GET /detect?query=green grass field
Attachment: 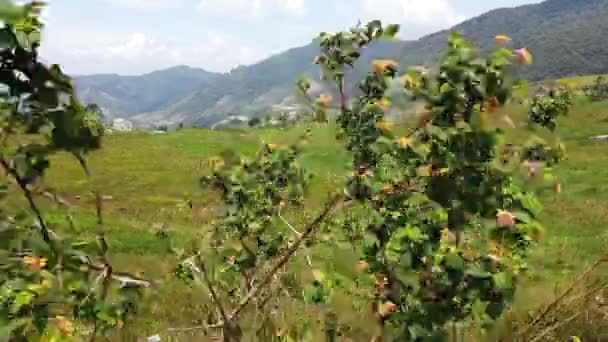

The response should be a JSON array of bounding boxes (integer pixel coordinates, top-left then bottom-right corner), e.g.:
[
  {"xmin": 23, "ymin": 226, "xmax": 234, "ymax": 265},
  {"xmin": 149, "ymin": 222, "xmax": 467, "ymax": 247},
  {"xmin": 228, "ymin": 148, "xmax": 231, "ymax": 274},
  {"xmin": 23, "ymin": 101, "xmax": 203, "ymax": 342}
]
[{"xmin": 33, "ymin": 98, "xmax": 608, "ymax": 340}]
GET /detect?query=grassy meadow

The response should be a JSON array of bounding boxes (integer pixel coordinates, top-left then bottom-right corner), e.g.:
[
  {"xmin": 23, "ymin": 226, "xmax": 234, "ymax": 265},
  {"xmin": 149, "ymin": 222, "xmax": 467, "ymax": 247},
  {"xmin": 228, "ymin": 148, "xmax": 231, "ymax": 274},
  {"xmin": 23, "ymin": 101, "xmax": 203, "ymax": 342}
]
[{"xmin": 32, "ymin": 97, "xmax": 608, "ymax": 340}]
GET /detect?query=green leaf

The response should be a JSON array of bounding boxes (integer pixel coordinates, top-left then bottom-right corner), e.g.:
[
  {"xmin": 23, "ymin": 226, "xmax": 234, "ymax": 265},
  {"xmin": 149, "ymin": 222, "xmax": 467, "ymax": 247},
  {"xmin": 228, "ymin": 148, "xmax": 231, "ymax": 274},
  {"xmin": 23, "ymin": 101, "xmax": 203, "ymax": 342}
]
[
  {"xmin": 493, "ymin": 272, "xmax": 513, "ymax": 290},
  {"xmin": 382, "ymin": 24, "xmax": 400, "ymax": 39},
  {"xmin": 444, "ymin": 254, "xmax": 465, "ymax": 271},
  {"xmin": 466, "ymin": 267, "xmax": 492, "ymax": 279},
  {"xmin": 0, "ymin": 27, "xmax": 16, "ymax": 48},
  {"xmin": 0, "ymin": 318, "xmax": 30, "ymax": 338},
  {"xmin": 0, "ymin": 0, "xmax": 29, "ymax": 24}
]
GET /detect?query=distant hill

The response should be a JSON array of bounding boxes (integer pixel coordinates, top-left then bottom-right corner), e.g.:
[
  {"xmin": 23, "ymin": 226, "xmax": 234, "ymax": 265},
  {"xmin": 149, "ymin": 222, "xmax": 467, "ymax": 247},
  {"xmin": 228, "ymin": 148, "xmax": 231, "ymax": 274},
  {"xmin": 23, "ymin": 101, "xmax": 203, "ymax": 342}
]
[
  {"xmin": 73, "ymin": 0, "xmax": 608, "ymax": 128},
  {"xmin": 75, "ymin": 66, "xmax": 222, "ymax": 122},
  {"xmin": 397, "ymin": 0, "xmax": 608, "ymax": 80}
]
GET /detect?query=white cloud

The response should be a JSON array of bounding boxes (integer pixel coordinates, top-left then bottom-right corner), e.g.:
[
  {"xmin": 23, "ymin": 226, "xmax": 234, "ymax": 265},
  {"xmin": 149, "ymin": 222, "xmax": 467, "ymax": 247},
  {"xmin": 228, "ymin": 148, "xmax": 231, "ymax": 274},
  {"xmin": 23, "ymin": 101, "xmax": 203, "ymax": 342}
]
[
  {"xmin": 277, "ymin": 0, "xmax": 305, "ymax": 14},
  {"xmin": 197, "ymin": 0, "xmax": 305, "ymax": 17},
  {"xmin": 43, "ymin": 30, "xmax": 264, "ymax": 75},
  {"xmin": 361, "ymin": 0, "xmax": 466, "ymax": 38}
]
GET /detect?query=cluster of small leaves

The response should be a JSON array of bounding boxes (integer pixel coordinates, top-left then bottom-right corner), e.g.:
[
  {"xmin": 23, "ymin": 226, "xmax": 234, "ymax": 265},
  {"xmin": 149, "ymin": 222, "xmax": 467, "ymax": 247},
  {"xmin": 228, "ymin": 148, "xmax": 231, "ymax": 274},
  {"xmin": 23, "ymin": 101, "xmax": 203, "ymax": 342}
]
[
  {"xmin": 295, "ymin": 77, "xmax": 333, "ymax": 124},
  {"xmin": 528, "ymin": 88, "xmax": 572, "ymax": 131},
  {"xmin": 581, "ymin": 75, "xmax": 608, "ymax": 101},
  {"xmin": 0, "ymin": 2, "xmax": 146, "ymax": 340},
  {"xmin": 306, "ymin": 25, "xmax": 556, "ymax": 340},
  {"xmin": 201, "ymin": 141, "xmax": 310, "ymax": 253},
  {"xmin": 176, "ymin": 133, "xmax": 322, "ymax": 339},
  {"xmin": 312, "ymin": 22, "xmax": 400, "ymax": 171},
  {"xmin": 315, "ymin": 20, "xmax": 399, "ymax": 86}
]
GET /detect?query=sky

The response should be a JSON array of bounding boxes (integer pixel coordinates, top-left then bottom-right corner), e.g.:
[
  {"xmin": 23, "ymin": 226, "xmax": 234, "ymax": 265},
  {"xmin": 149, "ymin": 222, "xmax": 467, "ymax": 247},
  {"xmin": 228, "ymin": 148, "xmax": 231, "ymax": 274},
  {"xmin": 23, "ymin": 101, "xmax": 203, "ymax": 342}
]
[{"xmin": 38, "ymin": 0, "xmax": 542, "ymax": 76}]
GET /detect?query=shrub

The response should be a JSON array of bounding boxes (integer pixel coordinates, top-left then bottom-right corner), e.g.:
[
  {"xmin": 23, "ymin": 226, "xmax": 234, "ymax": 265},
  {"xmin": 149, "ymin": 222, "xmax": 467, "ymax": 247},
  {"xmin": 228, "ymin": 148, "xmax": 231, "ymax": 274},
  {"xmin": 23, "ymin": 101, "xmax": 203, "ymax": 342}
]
[
  {"xmin": 307, "ymin": 27, "xmax": 560, "ymax": 340},
  {"xmin": 528, "ymin": 88, "xmax": 573, "ymax": 131}
]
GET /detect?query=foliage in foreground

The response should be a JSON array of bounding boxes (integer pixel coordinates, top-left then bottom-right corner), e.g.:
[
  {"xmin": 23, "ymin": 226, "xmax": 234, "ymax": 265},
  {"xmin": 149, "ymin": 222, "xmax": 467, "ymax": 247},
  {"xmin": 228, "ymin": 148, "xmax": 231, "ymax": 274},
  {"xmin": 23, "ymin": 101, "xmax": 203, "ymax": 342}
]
[
  {"xmin": 0, "ymin": 2, "xmax": 149, "ymax": 340},
  {"xmin": 172, "ymin": 22, "xmax": 567, "ymax": 341},
  {"xmin": 0, "ymin": 2, "xmax": 577, "ymax": 340}
]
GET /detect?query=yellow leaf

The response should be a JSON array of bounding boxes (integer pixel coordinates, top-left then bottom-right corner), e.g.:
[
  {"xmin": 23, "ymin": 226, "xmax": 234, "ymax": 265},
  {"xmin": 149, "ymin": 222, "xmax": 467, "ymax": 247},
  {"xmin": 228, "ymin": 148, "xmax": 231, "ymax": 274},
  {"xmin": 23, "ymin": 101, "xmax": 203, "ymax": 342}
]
[
  {"xmin": 375, "ymin": 120, "xmax": 394, "ymax": 132},
  {"xmin": 399, "ymin": 74, "xmax": 413, "ymax": 87},
  {"xmin": 397, "ymin": 136, "xmax": 412, "ymax": 148},
  {"xmin": 372, "ymin": 59, "xmax": 399, "ymax": 74},
  {"xmin": 312, "ymin": 269, "xmax": 325, "ymax": 282},
  {"xmin": 379, "ymin": 98, "xmax": 391, "ymax": 110},
  {"xmin": 495, "ymin": 35, "xmax": 512, "ymax": 45},
  {"xmin": 416, "ymin": 165, "xmax": 432, "ymax": 177}
]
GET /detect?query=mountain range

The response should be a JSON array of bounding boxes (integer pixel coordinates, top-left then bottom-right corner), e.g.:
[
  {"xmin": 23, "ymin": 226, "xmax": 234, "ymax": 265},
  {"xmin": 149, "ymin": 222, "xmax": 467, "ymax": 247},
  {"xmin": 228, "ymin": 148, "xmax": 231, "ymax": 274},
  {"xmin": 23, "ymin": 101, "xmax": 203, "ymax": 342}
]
[{"xmin": 73, "ymin": 0, "xmax": 608, "ymax": 128}]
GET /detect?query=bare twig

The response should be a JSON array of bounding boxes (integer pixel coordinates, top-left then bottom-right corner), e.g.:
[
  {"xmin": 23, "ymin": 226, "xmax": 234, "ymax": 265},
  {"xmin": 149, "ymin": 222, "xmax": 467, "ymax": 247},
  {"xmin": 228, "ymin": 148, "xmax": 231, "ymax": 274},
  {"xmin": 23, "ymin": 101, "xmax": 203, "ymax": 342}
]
[
  {"xmin": 77, "ymin": 256, "xmax": 154, "ymax": 288},
  {"xmin": 168, "ymin": 323, "xmax": 223, "ymax": 333},
  {"xmin": 338, "ymin": 78, "xmax": 346, "ymax": 112},
  {"xmin": 278, "ymin": 208, "xmax": 302, "ymax": 237},
  {"xmin": 529, "ymin": 311, "xmax": 583, "ymax": 342},
  {"xmin": 519, "ymin": 252, "xmax": 608, "ymax": 337},
  {"xmin": 0, "ymin": 157, "xmax": 56, "ymax": 246},
  {"xmin": 200, "ymin": 262, "xmax": 229, "ymax": 324},
  {"xmin": 76, "ymin": 155, "xmax": 112, "ymax": 342},
  {"xmin": 40, "ymin": 188, "xmax": 77, "ymax": 232},
  {"xmin": 228, "ymin": 194, "xmax": 343, "ymax": 322}
]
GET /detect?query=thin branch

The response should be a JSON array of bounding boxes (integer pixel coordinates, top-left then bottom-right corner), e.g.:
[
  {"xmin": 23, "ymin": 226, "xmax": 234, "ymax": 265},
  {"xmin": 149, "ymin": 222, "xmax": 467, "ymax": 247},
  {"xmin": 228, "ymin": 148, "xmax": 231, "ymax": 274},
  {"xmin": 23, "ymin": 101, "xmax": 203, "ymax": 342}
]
[
  {"xmin": 168, "ymin": 322, "xmax": 224, "ymax": 333},
  {"xmin": 565, "ymin": 283, "xmax": 608, "ymax": 305},
  {"xmin": 76, "ymin": 155, "xmax": 112, "ymax": 342},
  {"xmin": 519, "ymin": 252, "xmax": 608, "ymax": 337},
  {"xmin": 40, "ymin": 188, "xmax": 77, "ymax": 232},
  {"xmin": 0, "ymin": 157, "xmax": 56, "ymax": 246},
  {"xmin": 78, "ymin": 256, "xmax": 154, "ymax": 288},
  {"xmin": 228, "ymin": 194, "xmax": 343, "ymax": 322},
  {"xmin": 338, "ymin": 78, "xmax": 346, "ymax": 112},
  {"xmin": 278, "ymin": 208, "xmax": 302, "ymax": 237},
  {"xmin": 79, "ymin": 273, "xmax": 105, "ymax": 307},
  {"xmin": 529, "ymin": 311, "xmax": 583, "ymax": 342},
  {"xmin": 305, "ymin": 254, "xmax": 313, "ymax": 268},
  {"xmin": 200, "ymin": 262, "xmax": 229, "ymax": 324}
]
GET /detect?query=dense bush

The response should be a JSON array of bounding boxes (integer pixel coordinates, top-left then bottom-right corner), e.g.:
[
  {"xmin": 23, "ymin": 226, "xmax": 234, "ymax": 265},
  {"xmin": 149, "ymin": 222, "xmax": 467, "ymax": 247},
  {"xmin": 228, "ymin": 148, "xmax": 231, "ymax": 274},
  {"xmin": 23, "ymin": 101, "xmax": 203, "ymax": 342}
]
[
  {"xmin": 585, "ymin": 76, "xmax": 608, "ymax": 101},
  {"xmin": 310, "ymin": 26, "xmax": 555, "ymax": 340},
  {"xmin": 528, "ymin": 88, "xmax": 572, "ymax": 131},
  {"xmin": 171, "ymin": 23, "xmax": 565, "ymax": 341}
]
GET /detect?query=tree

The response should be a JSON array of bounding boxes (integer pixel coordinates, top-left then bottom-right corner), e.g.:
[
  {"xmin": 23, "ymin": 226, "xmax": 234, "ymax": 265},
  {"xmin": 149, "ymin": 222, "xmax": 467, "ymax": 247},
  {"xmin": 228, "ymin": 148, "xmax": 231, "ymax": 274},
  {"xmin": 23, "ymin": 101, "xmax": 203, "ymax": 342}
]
[
  {"xmin": 528, "ymin": 88, "xmax": 572, "ymax": 131},
  {"xmin": 300, "ymin": 26, "xmax": 562, "ymax": 340},
  {"xmin": 169, "ymin": 21, "xmax": 565, "ymax": 341},
  {"xmin": 248, "ymin": 117, "xmax": 261, "ymax": 128},
  {"xmin": 85, "ymin": 103, "xmax": 106, "ymax": 125},
  {"xmin": 0, "ymin": 2, "xmax": 149, "ymax": 340}
]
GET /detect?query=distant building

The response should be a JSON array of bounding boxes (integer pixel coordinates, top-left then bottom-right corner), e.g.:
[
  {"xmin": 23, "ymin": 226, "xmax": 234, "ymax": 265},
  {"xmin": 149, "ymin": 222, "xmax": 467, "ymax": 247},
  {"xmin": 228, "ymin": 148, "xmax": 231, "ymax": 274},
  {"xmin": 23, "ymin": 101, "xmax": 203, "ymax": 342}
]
[{"xmin": 112, "ymin": 118, "xmax": 133, "ymax": 132}]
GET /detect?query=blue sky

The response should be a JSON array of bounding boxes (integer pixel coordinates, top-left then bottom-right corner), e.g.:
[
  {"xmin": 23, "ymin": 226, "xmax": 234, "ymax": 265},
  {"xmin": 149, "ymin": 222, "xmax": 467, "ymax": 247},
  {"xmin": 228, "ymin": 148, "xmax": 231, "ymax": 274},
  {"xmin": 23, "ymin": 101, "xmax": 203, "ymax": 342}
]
[{"xmin": 39, "ymin": 0, "xmax": 541, "ymax": 75}]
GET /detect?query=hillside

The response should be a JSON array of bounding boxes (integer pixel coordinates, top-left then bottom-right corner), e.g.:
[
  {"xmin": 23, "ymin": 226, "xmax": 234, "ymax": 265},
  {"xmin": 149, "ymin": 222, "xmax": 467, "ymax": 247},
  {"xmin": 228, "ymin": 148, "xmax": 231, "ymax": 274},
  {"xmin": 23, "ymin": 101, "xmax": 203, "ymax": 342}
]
[
  {"xmin": 74, "ymin": 0, "xmax": 608, "ymax": 128},
  {"xmin": 75, "ymin": 66, "xmax": 223, "ymax": 122},
  {"xmin": 397, "ymin": 0, "xmax": 608, "ymax": 80},
  {"xmin": 45, "ymin": 99, "xmax": 608, "ymax": 339}
]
